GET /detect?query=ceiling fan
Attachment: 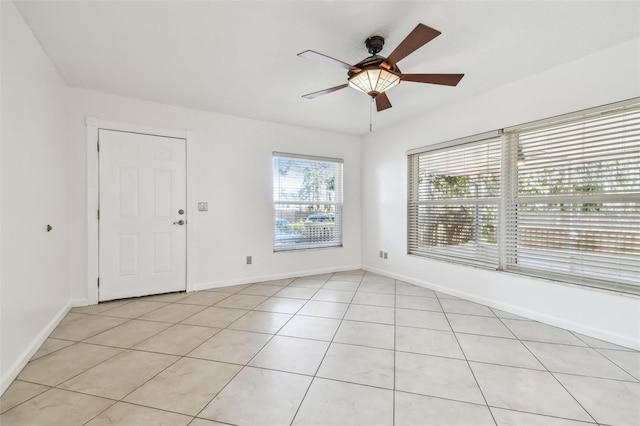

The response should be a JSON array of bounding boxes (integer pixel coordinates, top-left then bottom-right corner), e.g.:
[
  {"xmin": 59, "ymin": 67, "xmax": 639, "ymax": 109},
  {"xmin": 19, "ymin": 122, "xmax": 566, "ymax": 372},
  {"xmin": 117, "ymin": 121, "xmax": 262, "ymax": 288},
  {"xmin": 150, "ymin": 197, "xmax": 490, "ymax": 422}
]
[{"xmin": 298, "ymin": 23, "xmax": 464, "ymax": 112}]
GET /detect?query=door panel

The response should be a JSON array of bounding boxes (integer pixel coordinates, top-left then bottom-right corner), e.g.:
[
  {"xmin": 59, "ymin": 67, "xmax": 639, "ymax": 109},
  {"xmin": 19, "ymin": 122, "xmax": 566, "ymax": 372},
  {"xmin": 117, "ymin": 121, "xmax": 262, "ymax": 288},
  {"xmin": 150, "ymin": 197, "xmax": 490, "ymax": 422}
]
[{"xmin": 99, "ymin": 129, "xmax": 186, "ymax": 301}]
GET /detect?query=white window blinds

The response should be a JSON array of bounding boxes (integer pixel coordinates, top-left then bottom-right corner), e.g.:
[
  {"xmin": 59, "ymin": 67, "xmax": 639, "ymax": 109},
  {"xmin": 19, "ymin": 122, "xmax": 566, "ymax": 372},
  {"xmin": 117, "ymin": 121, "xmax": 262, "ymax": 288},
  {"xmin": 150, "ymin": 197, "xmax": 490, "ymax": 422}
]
[
  {"xmin": 273, "ymin": 153, "xmax": 343, "ymax": 251},
  {"xmin": 505, "ymin": 103, "xmax": 640, "ymax": 293},
  {"xmin": 408, "ymin": 134, "xmax": 502, "ymax": 268}
]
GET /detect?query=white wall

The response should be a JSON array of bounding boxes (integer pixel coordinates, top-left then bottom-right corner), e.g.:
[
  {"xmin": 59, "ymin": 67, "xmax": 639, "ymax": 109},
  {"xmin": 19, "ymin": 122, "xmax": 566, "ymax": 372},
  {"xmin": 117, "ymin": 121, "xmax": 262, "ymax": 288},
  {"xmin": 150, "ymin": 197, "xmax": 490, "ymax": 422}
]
[
  {"xmin": 1, "ymin": 1, "xmax": 71, "ymax": 393},
  {"xmin": 67, "ymin": 89, "xmax": 362, "ymax": 301},
  {"xmin": 361, "ymin": 38, "xmax": 640, "ymax": 350}
]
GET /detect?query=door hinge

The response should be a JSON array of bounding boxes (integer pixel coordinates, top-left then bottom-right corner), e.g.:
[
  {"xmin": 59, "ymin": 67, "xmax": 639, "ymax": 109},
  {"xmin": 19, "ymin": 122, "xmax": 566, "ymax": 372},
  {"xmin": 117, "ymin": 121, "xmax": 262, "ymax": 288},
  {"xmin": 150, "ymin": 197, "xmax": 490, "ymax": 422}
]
[
  {"xmin": 97, "ymin": 140, "xmax": 100, "ymax": 152},
  {"xmin": 97, "ymin": 209, "xmax": 100, "ymax": 220},
  {"xmin": 97, "ymin": 277, "xmax": 100, "ymax": 288}
]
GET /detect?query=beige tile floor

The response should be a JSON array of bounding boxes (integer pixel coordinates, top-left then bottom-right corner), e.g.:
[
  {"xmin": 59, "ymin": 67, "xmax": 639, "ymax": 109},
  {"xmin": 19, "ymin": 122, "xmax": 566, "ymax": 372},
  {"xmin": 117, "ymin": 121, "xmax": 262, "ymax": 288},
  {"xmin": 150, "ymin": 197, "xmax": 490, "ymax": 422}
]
[{"xmin": 1, "ymin": 270, "xmax": 639, "ymax": 425}]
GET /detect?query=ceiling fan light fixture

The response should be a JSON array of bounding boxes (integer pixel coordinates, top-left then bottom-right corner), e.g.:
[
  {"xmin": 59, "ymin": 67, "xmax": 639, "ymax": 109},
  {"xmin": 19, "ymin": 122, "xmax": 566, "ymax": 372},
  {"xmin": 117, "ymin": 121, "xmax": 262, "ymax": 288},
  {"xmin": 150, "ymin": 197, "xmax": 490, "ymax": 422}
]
[{"xmin": 348, "ymin": 67, "xmax": 400, "ymax": 97}]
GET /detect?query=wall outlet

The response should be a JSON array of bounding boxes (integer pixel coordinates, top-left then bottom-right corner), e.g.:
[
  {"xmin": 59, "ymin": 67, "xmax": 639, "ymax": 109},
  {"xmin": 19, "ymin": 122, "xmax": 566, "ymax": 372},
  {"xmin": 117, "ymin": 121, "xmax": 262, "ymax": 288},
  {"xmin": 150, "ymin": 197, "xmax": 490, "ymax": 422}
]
[
  {"xmin": 246, "ymin": 255, "xmax": 252, "ymax": 265},
  {"xmin": 383, "ymin": 252, "xmax": 388, "ymax": 259},
  {"xmin": 198, "ymin": 202, "xmax": 208, "ymax": 212},
  {"xmin": 379, "ymin": 250, "xmax": 384, "ymax": 258}
]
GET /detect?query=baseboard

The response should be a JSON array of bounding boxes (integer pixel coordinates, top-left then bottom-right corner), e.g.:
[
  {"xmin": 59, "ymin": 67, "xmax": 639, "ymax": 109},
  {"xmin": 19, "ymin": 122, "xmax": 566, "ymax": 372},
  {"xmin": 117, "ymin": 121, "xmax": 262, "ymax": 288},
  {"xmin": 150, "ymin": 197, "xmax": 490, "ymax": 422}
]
[
  {"xmin": 362, "ymin": 265, "xmax": 640, "ymax": 351},
  {"xmin": 193, "ymin": 264, "xmax": 362, "ymax": 291},
  {"xmin": 0, "ymin": 301, "xmax": 72, "ymax": 396}
]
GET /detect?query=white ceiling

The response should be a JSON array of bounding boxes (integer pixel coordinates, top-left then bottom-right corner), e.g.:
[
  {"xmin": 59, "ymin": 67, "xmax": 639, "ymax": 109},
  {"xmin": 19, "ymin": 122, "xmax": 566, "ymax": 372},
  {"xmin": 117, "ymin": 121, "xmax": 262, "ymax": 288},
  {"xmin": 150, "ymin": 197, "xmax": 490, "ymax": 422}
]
[{"xmin": 14, "ymin": 1, "xmax": 640, "ymax": 135}]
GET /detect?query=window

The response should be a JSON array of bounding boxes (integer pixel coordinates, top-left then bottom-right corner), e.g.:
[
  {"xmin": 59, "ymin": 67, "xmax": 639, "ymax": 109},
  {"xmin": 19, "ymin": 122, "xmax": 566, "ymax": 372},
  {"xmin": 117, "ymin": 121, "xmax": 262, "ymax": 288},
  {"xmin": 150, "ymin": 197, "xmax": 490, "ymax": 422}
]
[
  {"xmin": 504, "ymin": 103, "xmax": 640, "ymax": 294},
  {"xmin": 408, "ymin": 133, "xmax": 502, "ymax": 268},
  {"xmin": 273, "ymin": 152, "xmax": 343, "ymax": 251},
  {"xmin": 408, "ymin": 99, "xmax": 640, "ymax": 295}
]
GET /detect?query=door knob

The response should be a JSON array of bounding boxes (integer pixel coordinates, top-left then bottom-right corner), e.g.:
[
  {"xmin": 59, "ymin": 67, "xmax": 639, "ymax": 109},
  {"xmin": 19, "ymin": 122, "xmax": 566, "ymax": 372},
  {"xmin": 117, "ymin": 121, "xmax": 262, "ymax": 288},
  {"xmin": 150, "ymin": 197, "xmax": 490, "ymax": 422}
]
[{"xmin": 173, "ymin": 220, "xmax": 185, "ymax": 225}]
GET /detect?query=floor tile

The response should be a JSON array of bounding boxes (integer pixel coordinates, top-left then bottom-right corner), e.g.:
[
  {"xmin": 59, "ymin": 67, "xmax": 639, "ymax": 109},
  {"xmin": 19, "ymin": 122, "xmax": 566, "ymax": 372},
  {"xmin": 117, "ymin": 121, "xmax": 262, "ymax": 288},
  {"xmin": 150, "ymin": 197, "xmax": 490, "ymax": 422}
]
[
  {"xmin": 200, "ymin": 367, "xmax": 311, "ymax": 426},
  {"xmin": 502, "ymin": 319, "xmax": 587, "ymax": 346},
  {"xmin": 361, "ymin": 273, "xmax": 394, "ymax": 285},
  {"xmin": 30, "ymin": 338, "xmax": 75, "ymax": 361},
  {"xmin": 334, "ymin": 320, "xmax": 395, "ymax": 350},
  {"xmin": 440, "ymin": 299, "xmax": 496, "ymax": 317},
  {"xmin": 254, "ymin": 296, "xmax": 306, "ymax": 314},
  {"xmin": 554, "ymin": 373, "xmax": 639, "ymax": 426},
  {"xmin": 344, "ymin": 304, "xmax": 394, "ymax": 324},
  {"xmin": 249, "ymin": 335, "xmax": 329, "ymax": 375},
  {"xmin": 190, "ymin": 419, "xmax": 230, "ymax": 426},
  {"xmin": 292, "ymin": 378, "xmax": 393, "ymax": 426},
  {"xmin": 85, "ymin": 319, "xmax": 171, "ymax": 348},
  {"xmin": 447, "ymin": 313, "xmax": 515, "ymax": 338},
  {"xmin": 0, "ymin": 381, "xmax": 49, "ymax": 414},
  {"xmin": 435, "ymin": 291, "xmax": 460, "ymax": 299},
  {"xmin": 288, "ymin": 278, "xmax": 326, "ymax": 289},
  {"xmin": 524, "ymin": 341, "xmax": 636, "ymax": 380},
  {"xmin": 317, "ymin": 343, "xmax": 394, "ymax": 388},
  {"xmin": 50, "ymin": 313, "xmax": 127, "ymax": 341},
  {"xmin": 239, "ymin": 283, "xmax": 283, "ymax": 296},
  {"xmin": 260, "ymin": 278, "xmax": 295, "ymax": 286},
  {"xmin": 330, "ymin": 271, "xmax": 364, "ymax": 282},
  {"xmin": 470, "ymin": 362, "xmax": 592, "ymax": 422},
  {"xmin": 124, "ymin": 358, "xmax": 240, "ymax": 415},
  {"xmin": 188, "ymin": 329, "xmax": 272, "ymax": 364},
  {"xmin": 139, "ymin": 303, "xmax": 206, "ymax": 322},
  {"xmin": 214, "ymin": 294, "xmax": 268, "ymax": 309},
  {"xmin": 228, "ymin": 310, "xmax": 292, "ymax": 333},
  {"xmin": 204, "ymin": 283, "xmax": 251, "ymax": 293},
  {"xmin": 134, "ymin": 324, "xmax": 221, "ymax": 355},
  {"xmin": 297, "ymin": 300, "xmax": 348, "ymax": 319},
  {"xmin": 352, "ymin": 291, "xmax": 395, "ymax": 307},
  {"xmin": 140, "ymin": 291, "xmax": 189, "ymax": 302},
  {"xmin": 395, "ymin": 391, "xmax": 494, "ymax": 426},
  {"xmin": 177, "ymin": 291, "xmax": 230, "ymax": 306},
  {"xmin": 0, "ymin": 389, "xmax": 114, "ymax": 426},
  {"xmin": 396, "ymin": 326, "xmax": 464, "ymax": 359},
  {"xmin": 278, "ymin": 315, "xmax": 341, "ymax": 341},
  {"xmin": 395, "ymin": 352, "xmax": 485, "ymax": 404},
  {"xmin": 597, "ymin": 348, "xmax": 640, "ymax": 380},
  {"xmin": 395, "ymin": 308, "xmax": 451, "ymax": 331},
  {"xmin": 491, "ymin": 407, "xmax": 597, "ymax": 425},
  {"xmin": 457, "ymin": 334, "xmax": 544, "ymax": 370},
  {"xmin": 70, "ymin": 299, "xmax": 132, "ymax": 315},
  {"xmin": 395, "ymin": 294, "xmax": 441, "ymax": 311},
  {"xmin": 490, "ymin": 308, "xmax": 532, "ymax": 321},
  {"xmin": 573, "ymin": 332, "xmax": 634, "ymax": 351},
  {"xmin": 396, "ymin": 282, "xmax": 436, "ymax": 297},
  {"xmin": 358, "ymin": 281, "xmax": 396, "ymax": 294},
  {"xmin": 322, "ymin": 280, "xmax": 360, "ymax": 292},
  {"xmin": 59, "ymin": 349, "xmax": 178, "ymax": 399},
  {"xmin": 99, "ymin": 300, "xmax": 169, "ymax": 318},
  {"xmin": 275, "ymin": 286, "xmax": 318, "ymax": 299},
  {"xmin": 18, "ymin": 343, "xmax": 121, "ymax": 386},
  {"xmin": 85, "ymin": 402, "xmax": 192, "ymax": 426},
  {"xmin": 181, "ymin": 306, "xmax": 247, "ymax": 328},
  {"xmin": 311, "ymin": 289, "xmax": 355, "ymax": 303}
]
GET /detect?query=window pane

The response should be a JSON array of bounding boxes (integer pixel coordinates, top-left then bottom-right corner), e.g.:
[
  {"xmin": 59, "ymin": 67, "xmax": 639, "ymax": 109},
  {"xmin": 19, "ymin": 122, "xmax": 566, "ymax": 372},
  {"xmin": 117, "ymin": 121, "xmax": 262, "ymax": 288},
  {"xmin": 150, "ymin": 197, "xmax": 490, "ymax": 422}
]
[{"xmin": 273, "ymin": 154, "xmax": 343, "ymax": 251}]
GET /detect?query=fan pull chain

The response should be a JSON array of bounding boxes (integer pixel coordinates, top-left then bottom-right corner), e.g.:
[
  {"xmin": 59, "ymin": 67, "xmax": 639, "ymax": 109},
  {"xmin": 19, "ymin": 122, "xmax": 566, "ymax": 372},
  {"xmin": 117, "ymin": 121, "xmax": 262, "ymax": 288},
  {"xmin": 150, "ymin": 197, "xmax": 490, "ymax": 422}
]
[{"xmin": 370, "ymin": 97, "xmax": 374, "ymax": 132}]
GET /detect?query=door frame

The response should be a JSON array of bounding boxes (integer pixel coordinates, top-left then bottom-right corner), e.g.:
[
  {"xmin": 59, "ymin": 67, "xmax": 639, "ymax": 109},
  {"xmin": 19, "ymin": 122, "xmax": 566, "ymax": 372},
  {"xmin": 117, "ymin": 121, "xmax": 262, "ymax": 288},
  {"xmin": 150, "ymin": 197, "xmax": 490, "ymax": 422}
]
[{"xmin": 86, "ymin": 117, "xmax": 195, "ymax": 304}]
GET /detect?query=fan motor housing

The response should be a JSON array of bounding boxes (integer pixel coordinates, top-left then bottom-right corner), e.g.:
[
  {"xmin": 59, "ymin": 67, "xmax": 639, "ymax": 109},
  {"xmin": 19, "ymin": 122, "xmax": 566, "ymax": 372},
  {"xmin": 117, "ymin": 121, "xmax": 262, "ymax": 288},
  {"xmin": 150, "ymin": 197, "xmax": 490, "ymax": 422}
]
[{"xmin": 365, "ymin": 35, "xmax": 385, "ymax": 55}]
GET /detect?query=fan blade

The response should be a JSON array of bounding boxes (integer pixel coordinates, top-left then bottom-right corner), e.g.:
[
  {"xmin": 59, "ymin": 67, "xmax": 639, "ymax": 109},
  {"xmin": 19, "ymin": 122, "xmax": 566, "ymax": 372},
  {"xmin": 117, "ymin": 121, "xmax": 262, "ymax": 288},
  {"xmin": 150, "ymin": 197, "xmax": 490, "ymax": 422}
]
[
  {"xmin": 302, "ymin": 84, "xmax": 349, "ymax": 99},
  {"xmin": 401, "ymin": 73, "xmax": 464, "ymax": 86},
  {"xmin": 386, "ymin": 24, "xmax": 441, "ymax": 65},
  {"xmin": 298, "ymin": 50, "xmax": 357, "ymax": 71},
  {"xmin": 375, "ymin": 92, "xmax": 392, "ymax": 112}
]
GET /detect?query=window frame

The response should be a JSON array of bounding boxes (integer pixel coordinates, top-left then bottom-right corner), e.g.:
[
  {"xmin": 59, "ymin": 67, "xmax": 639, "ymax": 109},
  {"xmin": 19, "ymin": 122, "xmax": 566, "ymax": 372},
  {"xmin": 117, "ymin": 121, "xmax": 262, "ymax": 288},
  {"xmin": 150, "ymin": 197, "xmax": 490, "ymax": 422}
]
[
  {"xmin": 273, "ymin": 152, "xmax": 344, "ymax": 252},
  {"xmin": 407, "ymin": 98, "xmax": 640, "ymax": 295}
]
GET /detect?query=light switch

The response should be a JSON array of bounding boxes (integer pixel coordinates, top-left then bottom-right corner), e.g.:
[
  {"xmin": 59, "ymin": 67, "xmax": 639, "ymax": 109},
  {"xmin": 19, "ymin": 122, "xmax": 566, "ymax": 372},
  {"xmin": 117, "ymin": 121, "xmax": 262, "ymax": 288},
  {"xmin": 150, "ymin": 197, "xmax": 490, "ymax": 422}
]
[{"xmin": 198, "ymin": 202, "xmax": 208, "ymax": 212}]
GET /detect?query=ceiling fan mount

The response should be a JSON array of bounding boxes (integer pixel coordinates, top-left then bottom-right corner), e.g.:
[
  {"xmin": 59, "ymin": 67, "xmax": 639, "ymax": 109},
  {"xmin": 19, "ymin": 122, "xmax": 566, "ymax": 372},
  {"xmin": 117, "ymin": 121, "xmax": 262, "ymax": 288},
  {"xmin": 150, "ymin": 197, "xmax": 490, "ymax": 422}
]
[
  {"xmin": 298, "ymin": 23, "xmax": 465, "ymax": 112},
  {"xmin": 365, "ymin": 35, "xmax": 385, "ymax": 55}
]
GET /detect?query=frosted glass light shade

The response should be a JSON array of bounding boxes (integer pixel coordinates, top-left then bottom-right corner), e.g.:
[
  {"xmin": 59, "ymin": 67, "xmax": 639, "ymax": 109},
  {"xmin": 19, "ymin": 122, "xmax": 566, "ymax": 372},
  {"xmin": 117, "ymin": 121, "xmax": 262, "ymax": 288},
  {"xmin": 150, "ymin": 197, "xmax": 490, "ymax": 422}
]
[{"xmin": 348, "ymin": 68, "xmax": 400, "ymax": 96}]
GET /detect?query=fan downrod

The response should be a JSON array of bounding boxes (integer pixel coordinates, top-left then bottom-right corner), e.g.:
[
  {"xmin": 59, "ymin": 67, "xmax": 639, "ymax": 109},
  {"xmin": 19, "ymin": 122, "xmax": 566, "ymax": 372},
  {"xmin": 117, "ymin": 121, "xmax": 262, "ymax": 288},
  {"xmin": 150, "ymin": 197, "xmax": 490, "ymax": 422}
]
[{"xmin": 365, "ymin": 35, "xmax": 385, "ymax": 55}]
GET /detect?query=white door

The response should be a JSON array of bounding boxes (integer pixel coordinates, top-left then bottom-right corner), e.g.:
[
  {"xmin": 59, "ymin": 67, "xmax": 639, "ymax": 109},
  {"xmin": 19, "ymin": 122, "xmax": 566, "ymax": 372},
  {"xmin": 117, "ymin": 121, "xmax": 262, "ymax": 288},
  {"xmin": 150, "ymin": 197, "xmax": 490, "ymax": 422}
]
[{"xmin": 99, "ymin": 129, "xmax": 186, "ymax": 301}]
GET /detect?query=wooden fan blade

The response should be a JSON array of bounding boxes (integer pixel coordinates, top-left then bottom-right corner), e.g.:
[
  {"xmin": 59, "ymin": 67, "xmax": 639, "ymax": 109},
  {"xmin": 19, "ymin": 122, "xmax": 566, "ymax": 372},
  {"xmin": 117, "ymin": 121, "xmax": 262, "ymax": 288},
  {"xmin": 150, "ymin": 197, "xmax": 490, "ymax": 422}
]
[
  {"xmin": 302, "ymin": 84, "xmax": 349, "ymax": 99},
  {"xmin": 375, "ymin": 92, "xmax": 392, "ymax": 112},
  {"xmin": 386, "ymin": 24, "xmax": 441, "ymax": 65},
  {"xmin": 297, "ymin": 50, "xmax": 357, "ymax": 71},
  {"xmin": 401, "ymin": 73, "xmax": 464, "ymax": 86}
]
